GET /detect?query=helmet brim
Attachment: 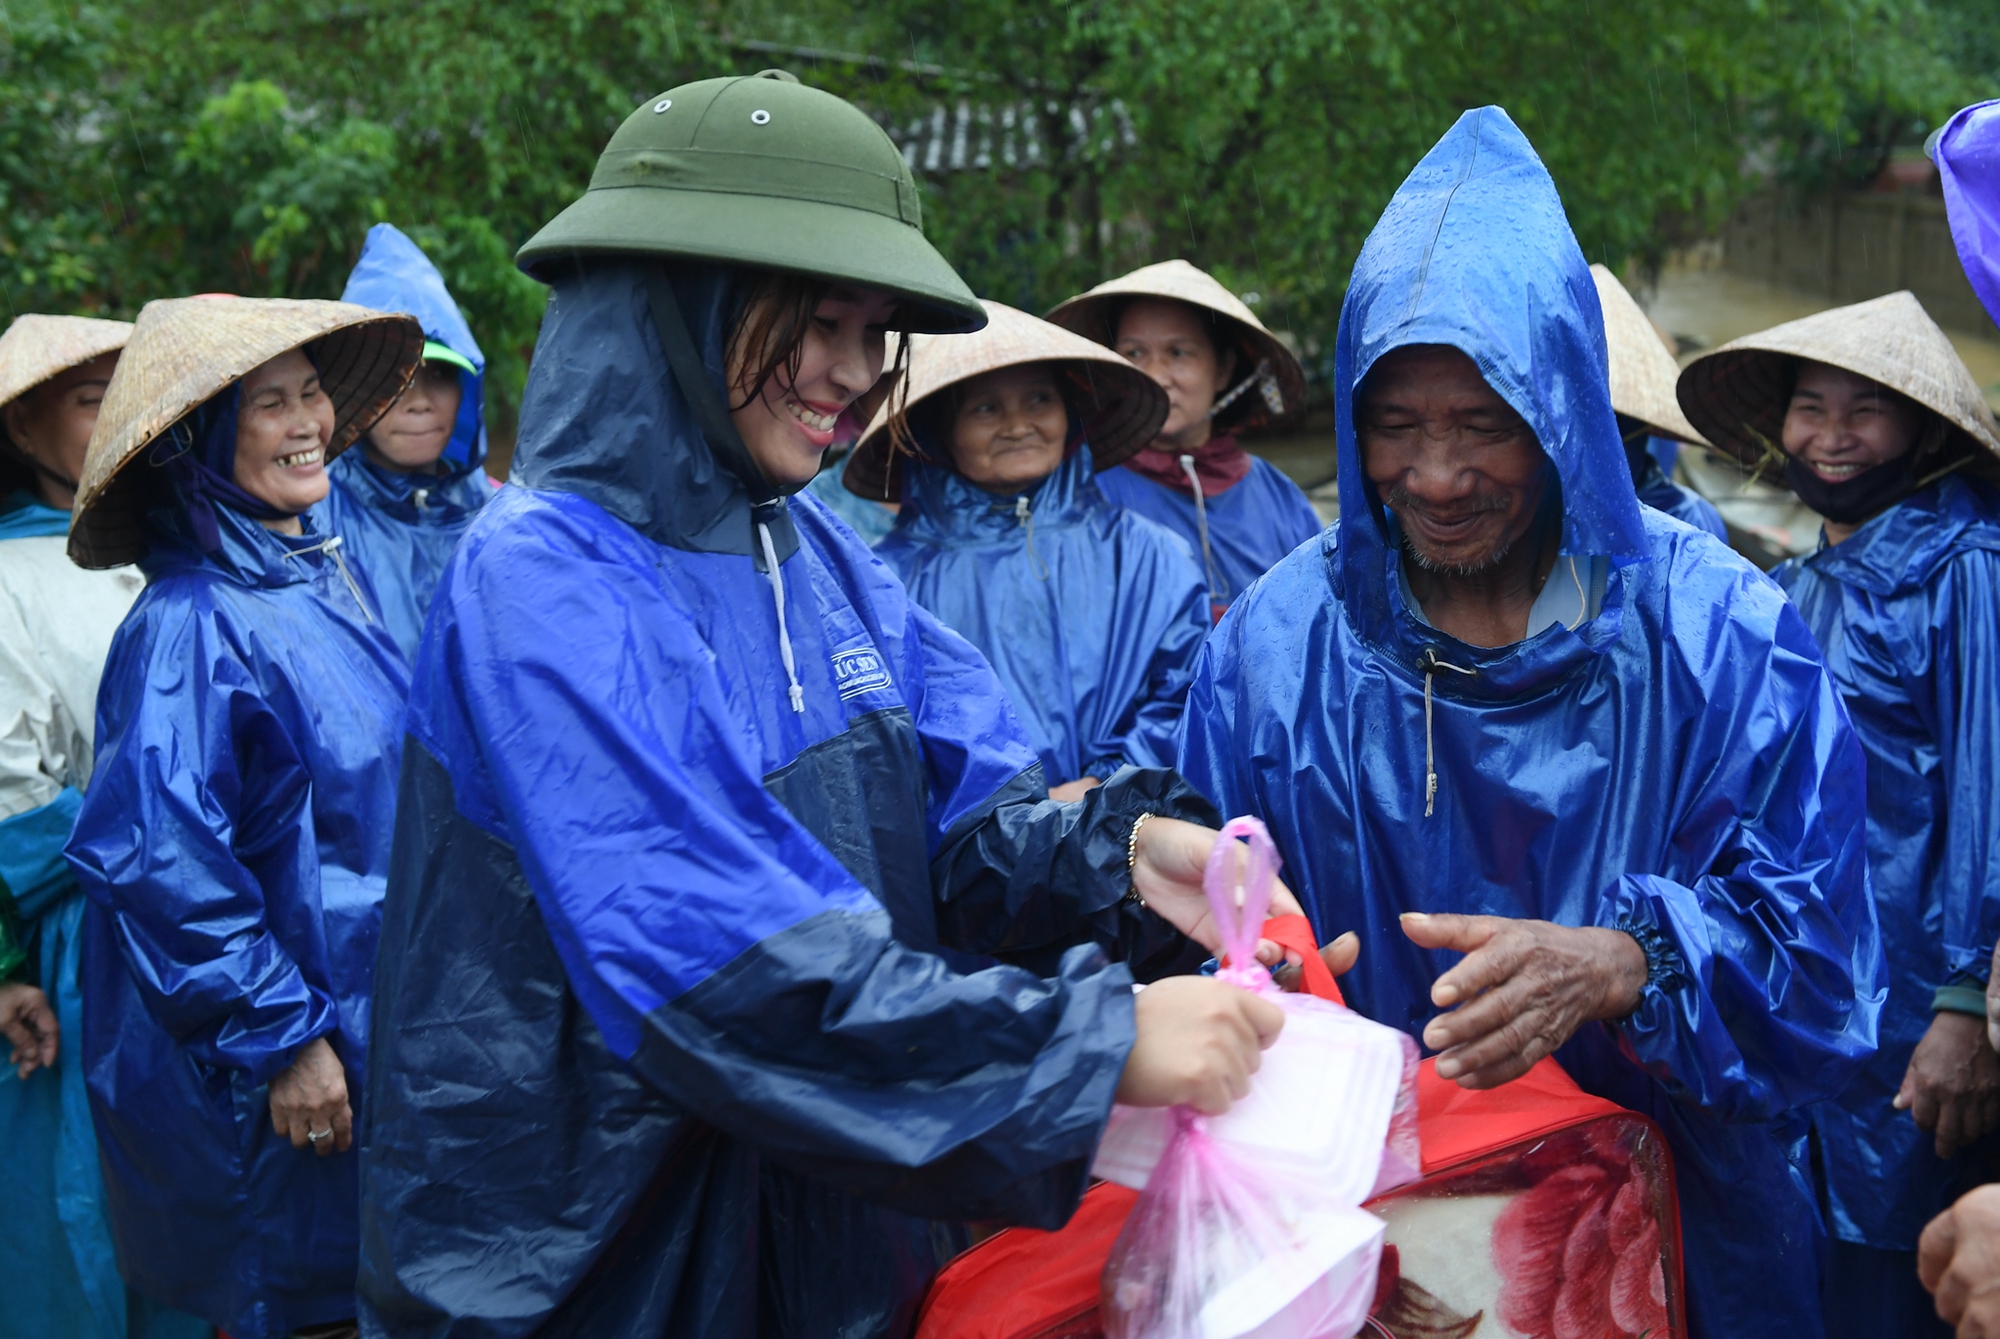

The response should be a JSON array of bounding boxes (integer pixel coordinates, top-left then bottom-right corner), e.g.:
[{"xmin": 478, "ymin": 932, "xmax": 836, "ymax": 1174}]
[{"xmin": 516, "ymin": 186, "xmax": 987, "ymax": 335}]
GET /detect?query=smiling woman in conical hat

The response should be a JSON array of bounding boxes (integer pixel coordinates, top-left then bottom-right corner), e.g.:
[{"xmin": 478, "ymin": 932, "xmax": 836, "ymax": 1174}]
[
  {"xmin": 1588, "ymin": 264, "xmax": 1727, "ymax": 543},
  {"xmin": 842, "ymin": 300, "xmax": 1206, "ymax": 801},
  {"xmin": 0, "ymin": 312, "xmax": 212, "ymax": 1339},
  {"xmin": 357, "ymin": 70, "xmax": 1304, "ymax": 1339},
  {"xmin": 61, "ymin": 294, "xmax": 421, "ymax": 1339},
  {"xmin": 1047, "ymin": 259, "xmax": 1321, "ymax": 618},
  {"xmin": 1682, "ymin": 290, "xmax": 2000, "ymax": 1337}
]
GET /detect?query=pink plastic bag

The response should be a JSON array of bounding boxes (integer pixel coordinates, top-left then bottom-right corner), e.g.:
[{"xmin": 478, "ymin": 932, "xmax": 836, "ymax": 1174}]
[{"xmin": 1099, "ymin": 818, "xmax": 1408, "ymax": 1339}]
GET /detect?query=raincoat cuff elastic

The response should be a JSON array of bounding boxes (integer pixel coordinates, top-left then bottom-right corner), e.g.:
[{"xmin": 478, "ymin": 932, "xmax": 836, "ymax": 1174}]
[
  {"xmin": 1594, "ymin": 875, "xmax": 1703, "ymax": 1044},
  {"xmin": 1945, "ymin": 944, "xmax": 1997, "ymax": 983},
  {"xmin": 1933, "ymin": 984, "xmax": 1989, "ymax": 1018}
]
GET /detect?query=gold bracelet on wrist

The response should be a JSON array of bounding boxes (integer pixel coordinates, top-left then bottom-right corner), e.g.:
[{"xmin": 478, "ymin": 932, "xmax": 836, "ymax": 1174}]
[{"xmin": 1125, "ymin": 812, "xmax": 1155, "ymax": 907}]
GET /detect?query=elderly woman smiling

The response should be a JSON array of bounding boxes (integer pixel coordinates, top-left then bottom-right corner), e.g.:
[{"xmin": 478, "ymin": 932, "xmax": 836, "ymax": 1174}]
[
  {"xmin": 851, "ymin": 300, "xmax": 1210, "ymax": 803},
  {"xmin": 63, "ymin": 297, "xmax": 421, "ymax": 1339}
]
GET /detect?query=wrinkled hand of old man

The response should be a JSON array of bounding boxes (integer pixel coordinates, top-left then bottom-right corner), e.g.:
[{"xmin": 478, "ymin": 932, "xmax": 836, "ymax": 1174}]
[
  {"xmin": 1921, "ymin": 1185, "xmax": 2000, "ymax": 1338},
  {"xmin": 1403, "ymin": 912, "xmax": 1648, "ymax": 1089}
]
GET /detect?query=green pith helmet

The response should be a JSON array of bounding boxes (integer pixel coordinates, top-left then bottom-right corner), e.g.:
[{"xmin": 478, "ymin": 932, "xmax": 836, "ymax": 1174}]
[{"xmin": 517, "ymin": 70, "xmax": 985, "ymax": 335}]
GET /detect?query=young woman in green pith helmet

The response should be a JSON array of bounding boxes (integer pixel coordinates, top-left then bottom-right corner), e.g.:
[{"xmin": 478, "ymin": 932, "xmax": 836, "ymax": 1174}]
[{"xmin": 357, "ymin": 71, "xmax": 1318, "ymax": 1338}]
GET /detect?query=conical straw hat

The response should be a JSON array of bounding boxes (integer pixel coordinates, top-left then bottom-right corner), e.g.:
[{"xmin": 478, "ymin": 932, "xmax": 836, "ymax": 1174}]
[
  {"xmin": 0, "ymin": 314, "xmax": 133, "ymax": 411},
  {"xmin": 1677, "ymin": 290, "xmax": 2000, "ymax": 483},
  {"xmin": 70, "ymin": 297, "xmax": 423, "ymax": 569},
  {"xmin": 844, "ymin": 299, "xmax": 1168, "ymax": 501},
  {"xmin": 1044, "ymin": 258, "xmax": 1307, "ymax": 434},
  {"xmin": 1589, "ymin": 265, "xmax": 1705, "ymax": 446}
]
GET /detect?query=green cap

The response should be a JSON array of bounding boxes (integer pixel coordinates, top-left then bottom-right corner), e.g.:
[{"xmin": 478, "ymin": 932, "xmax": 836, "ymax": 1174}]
[
  {"xmin": 517, "ymin": 71, "xmax": 985, "ymax": 334},
  {"xmin": 421, "ymin": 340, "xmax": 477, "ymax": 376}
]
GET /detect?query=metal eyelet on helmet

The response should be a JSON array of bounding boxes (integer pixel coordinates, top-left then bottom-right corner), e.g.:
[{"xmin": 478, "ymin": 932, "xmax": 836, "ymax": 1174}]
[
  {"xmin": 750, "ymin": 109, "xmax": 772, "ymax": 125},
  {"xmin": 653, "ymin": 99, "xmax": 672, "ymax": 113}
]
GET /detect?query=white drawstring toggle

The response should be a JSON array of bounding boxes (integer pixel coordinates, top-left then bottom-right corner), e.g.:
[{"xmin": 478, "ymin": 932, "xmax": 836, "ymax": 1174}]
[
  {"xmin": 758, "ymin": 520, "xmax": 806, "ymax": 714},
  {"xmin": 1013, "ymin": 495, "xmax": 1051, "ymax": 581},
  {"xmin": 1418, "ymin": 649, "xmax": 1476, "ymax": 818},
  {"xmin": 283, "ymin": 533, "xmax": 375, "ymax": 624},
  {"xmin": 1179, "ymin": 454, "xmax": 1228, "ymax": 607}
]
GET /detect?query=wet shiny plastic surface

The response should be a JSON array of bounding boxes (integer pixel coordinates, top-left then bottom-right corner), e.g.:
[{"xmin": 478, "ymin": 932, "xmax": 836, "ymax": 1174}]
[
  {"xmin": 320, "ymin": 223, "xmax": 493, "ymax": 662},
  {"xmin": 1776, "ymin": 474, "xmax": 2000, "ymax": 1248},
  {"xmin": 357, "ymin": 262, "xmax": 1208, "ymax": 1338},
  {"xmin": 1095, "ymin": 457, "xmax": 1322, "ymax": 610},
  {"xmin": 1177, "ymin": 106, "xmax": 1883, "ymax": 1339},
  {"xmin": 878, "ymin": 447, "xmax": 1210, "ymax": 783},
  {"xmin": 66, "ymin": 499, "xmax": 410, "ymax": 1339}
]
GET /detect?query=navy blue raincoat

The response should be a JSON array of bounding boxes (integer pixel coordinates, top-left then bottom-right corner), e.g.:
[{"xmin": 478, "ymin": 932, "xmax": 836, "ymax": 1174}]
[
  {"xmin": 1774, "ymin": 474, "xmax": 2000, "ymax": 1250},
  {"xmin": 357, "ymin": 262, "xmax": 1211, "ymax": 1339},
  {"xmin": 875, "ymin": 446, "xmax": 1210, "ymax": 784},
  {"xmin": 1633, "ymin": 438, "xmax": 1728, "ymax": 543},
  {"xmin": 65, "ymin": 491, "xmax": 409, "ymax": 1338},
  {"xmin": 1095, "ymin": 453, "xmax": 1321, "ymax": 609},
  {"xmin": 322, "ymin": 222, "xmax": 493, "ymax": 661},
  {"xmin": 1177, "ymin": 108, "xmax": 1883, "ymax": 1339}
]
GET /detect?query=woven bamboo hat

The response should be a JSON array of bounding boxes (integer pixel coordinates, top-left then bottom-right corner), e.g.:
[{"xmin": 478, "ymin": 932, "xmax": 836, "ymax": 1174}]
[
  {"xmin": 1589, "ymin": 265, "xmax": 1706, "ymax": 446},
  {"xmin": 0, "ymin": 314, "xmax": 132, "ymax": 411},
  {"xmin": 843, "ymin": 299, "xmax": 1168, "ymax": 500},
  {"xmin": 1677, "ymin": 291, "xmax": 2000, "ymax": 483},
  {"xmin": 1044, "ymin": 258, "xmax": 1307, "ymax": 434},
  {"xmin": 69, "ymin": 296, "xmax": 423, "ymax": 568}
]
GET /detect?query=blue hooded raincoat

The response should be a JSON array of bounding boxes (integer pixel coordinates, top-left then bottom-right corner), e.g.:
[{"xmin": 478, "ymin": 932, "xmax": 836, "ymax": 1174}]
[
  {"xmin": 356, "ymin": 262, "xmax": 1213, "ymax": 1339},
  {"xmin": 1774, "ymin": 474, "xmax": 2000, "ymax": 1250},
  {"xmin": 875, "ymin": 445, "xmax": 1210, "ymax": 784},
  {"xmin": 1633, "ymin": 438, "xmax": 1728, "ymax": 543},
  {"xmin": 65, "ymin": 429, "xmax": 410, "ymax": 1337},
  {"xmin": 1095, "ymin": 451, "xmax": 1321, "ymax": 610},
  {"xmin": 322, "ymin": 223, "xmax": 493, "ymax": 661},
  {"xmin": 1177, "ymin": 108, "xmax": 1884, "ymax": 1339}
]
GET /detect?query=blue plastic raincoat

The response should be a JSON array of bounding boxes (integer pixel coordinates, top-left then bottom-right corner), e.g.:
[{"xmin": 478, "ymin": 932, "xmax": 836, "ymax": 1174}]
[
  {"xmin": 1633, "ymin": 438, "xmax": 1728, "ymax": 543},
  {"xmin": 1095, "ymin": 452, "xmax": 1321, "ymax": 610},
  {"xmin": 1773, "ymin": 475, "xmax": 2000, "ymax": 1250},
  {"xmin": 875, "ymin": 446, "xmax": 1209, "ymax": 784},
  {"xmin": 322, "ymin": 222, "xmax": 493, "ymax": 661},
  {"xmin": 357, "ymin": 262, "xmax": 1212, "ymax": 1339},
  {"xmin": 0, "ymin": 492, "xmax": 206, "ymax": 1339},
  {"xmin": 65, "ymin": 457, "xmax": 410, "ymax": 1337},
  {"xmin": 1177, "ymin": 107, "xmax": 1883, "ymax": 1339}
]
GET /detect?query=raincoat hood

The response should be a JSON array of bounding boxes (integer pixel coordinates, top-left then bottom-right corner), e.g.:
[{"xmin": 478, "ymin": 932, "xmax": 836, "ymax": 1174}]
[
  {"xmin": 339, "ymin": 223, "xmax": 488, "ymax": 479},
  {"xmin": 1333, "ymin": 107, "xmax": 1649, "ymax": 668},
  {"xmin": 508, "ymin": 260, "xmax": 796, "ymax": 564}
]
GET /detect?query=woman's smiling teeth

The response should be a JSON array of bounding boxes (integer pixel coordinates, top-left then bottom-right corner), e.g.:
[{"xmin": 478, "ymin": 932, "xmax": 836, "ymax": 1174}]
[
  {"xmin": 1810, "ymin": 460, "xmax": 1867, "ymax": 479},
  {"xmin": 785, "ymin": 400, "xmax": 837, "ymax": 433},
  {"xmin": 275, "ymin": 447, "xmax": 324, "ymax": 469}
]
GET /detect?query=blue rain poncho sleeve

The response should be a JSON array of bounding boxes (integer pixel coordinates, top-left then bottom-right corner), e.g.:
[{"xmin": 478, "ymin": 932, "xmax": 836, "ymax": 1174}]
[
  {"xmin": 411, "ymin": 496, "xmax": 1142, "ymax": 1211},
  {"xmin": 1928, "ymin": 548, "xmax": 2000, "ymax": 980},
  {"xmin": 69, "ymin": 603, "xmax": 335, "ymax": 1082},
  {"xmin": 1182, "ymin": 525, "xmax": 1878, "ymax": 1128}
]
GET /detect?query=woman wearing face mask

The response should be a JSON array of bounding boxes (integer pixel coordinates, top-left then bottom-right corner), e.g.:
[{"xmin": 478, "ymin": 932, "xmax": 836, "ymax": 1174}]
[
  {"xmin": 852, "ymin": 301, "xmax": 1208, "ymax": 804},
  {"xmin": 0, "ymin": 316, "xmax": 210, "ymax": 1339},
  {"xmin": 1048, "ymin": 260, "xmax": 1321, "ymax": 619},
  {"xmin": 358, "ymin": 74, "xmax": 1304, "ymax": 1339},
  {"xmin": 63, "ymin": 297, "xmax": 422, "ymax": 1339},
  {"xmin": 1681, "ymin": 291, "xmax": 2000, "ymax": 1339},
  {"xmin": 320, "ymin": 223, "xmax": 494, "ymax": 662}
]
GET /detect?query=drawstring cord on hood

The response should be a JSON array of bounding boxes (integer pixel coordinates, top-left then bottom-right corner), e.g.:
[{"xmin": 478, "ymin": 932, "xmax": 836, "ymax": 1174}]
[
  {"xmin": 283, "ymin": 534, "xmax": 376, "ymax": 624},
  {"xmin": 1417, "ymin": 648, "xmax": 1476, "ymax": 818},
  {"xmin": 758, "ymin": 519, "xmax": 806, "ymax": 713},
  {"xmin": 1006, "ymin": 495, "xmax": 1051, "ymax": 581},
  {"xmin": 1179, "ymin": 454, "xmax": 1229, "ymax": 605}
]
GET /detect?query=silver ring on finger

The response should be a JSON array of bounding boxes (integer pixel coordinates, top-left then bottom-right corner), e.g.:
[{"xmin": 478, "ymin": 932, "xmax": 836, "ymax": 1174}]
[{"xmin": 307, "ymin": 1127, "xmax": 333, "ymax": 1145}]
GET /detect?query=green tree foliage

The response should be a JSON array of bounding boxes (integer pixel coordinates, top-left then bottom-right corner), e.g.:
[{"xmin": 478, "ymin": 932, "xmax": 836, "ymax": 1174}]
[{"xmin": 0, "ymin": 0, "xmax": 1987, "ymax": 430}]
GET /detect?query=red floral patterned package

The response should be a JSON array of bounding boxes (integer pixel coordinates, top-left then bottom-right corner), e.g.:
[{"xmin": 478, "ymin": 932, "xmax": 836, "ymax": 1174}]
[{"xmin": 1361, "ymin": 1068, "xmax": 1685, "ymax": 1339}]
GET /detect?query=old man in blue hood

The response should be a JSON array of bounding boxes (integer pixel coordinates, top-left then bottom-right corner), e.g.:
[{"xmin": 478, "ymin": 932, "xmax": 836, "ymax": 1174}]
[
  {"xmin": 1178, "ymin": 107, "xmax": 1884, "ymax": 1338},
  {"xmin": 321, "ymin": 223, "xmax": 493, "ymax": 660}
]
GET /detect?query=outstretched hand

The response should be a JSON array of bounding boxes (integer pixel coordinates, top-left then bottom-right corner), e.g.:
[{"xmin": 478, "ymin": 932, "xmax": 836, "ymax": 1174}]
[
  {"xmin": 1921, "ymin": 1185, "xmax": 2000, "ymax": 1338},
  {"xmin": 1404, "ymin": 911, "xmax": 1647, "ymax": 1089},
  {"xmin": 1130, "ymin": 816, "xmax": 1306, "ymax": 973},
  {"xmin": 0, "ymin": 981, "xmax": 58, "ymax": 1078}
]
